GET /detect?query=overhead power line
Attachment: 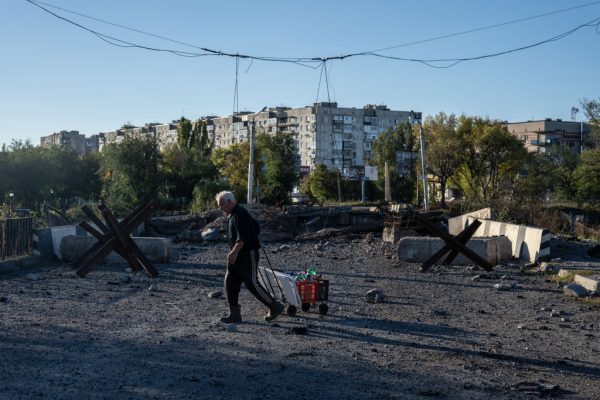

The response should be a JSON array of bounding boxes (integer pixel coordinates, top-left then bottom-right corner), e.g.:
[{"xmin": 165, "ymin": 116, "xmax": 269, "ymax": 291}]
[{"xmin": 25, "ymin": 0, "xmax": 600, "ymax": 69}]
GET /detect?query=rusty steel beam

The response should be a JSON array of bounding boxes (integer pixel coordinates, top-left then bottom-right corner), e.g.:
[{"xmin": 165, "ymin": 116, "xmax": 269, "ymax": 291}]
[{"xmin": 420, "ymin": 219, "xmax": 482, "ymax": 272}]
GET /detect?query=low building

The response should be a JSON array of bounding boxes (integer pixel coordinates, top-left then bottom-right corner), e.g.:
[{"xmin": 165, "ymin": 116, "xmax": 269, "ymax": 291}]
[{"xmin": 506, "ymin": 119, "xmax": 591, "ymax": 154}]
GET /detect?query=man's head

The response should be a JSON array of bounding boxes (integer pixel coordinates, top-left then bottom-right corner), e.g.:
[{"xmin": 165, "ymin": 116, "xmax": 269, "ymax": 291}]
[{"xmin": 216, "ymin": 191, "xmax": 237, "ymax": 214}]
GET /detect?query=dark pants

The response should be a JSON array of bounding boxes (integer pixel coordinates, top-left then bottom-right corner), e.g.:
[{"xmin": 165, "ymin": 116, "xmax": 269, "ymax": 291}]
[{"xmin": 225, "ymin": 250, "xmax": 274, "ymax": 308}]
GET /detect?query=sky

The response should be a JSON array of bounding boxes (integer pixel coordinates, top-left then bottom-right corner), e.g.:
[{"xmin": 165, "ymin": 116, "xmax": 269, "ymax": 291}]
[{"xmin": 1, "ymin": 0, "xmax": 600, "ymax": 146}]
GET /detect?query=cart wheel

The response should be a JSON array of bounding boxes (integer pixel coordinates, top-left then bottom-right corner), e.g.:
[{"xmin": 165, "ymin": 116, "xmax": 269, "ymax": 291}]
[
  {"xmin": 301, "ymin": 303, "xmax": 311, "ymax": 312},
  {"xmin": 318, "ymin": 303, "xmax": 329, "ymax": 315},
  {"xmin": 286, "ymin": 305, "xmax": 297, "ymax": 317}
]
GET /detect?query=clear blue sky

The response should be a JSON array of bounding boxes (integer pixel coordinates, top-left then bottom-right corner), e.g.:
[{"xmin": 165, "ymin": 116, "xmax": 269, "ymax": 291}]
[{"xmin": 2, "ymin": 0, "xmax": 599, "ymax": 146}]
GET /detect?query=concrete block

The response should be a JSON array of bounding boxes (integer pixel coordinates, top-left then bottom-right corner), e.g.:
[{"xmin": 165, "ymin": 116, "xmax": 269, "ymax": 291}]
[
  {"xmin": 60, "ymin": 235, "xmax": 171, "ymax": 264},
  {"xmin": 33, "ymin": 228, "xmax": 54, "ymax": 260},
  {"xmin": 563, "ymin": 283, "xmax": 588, "ymax": 297},
  {"xmin": 50, "ymin": 226, "xmax": 80, "ymax": 260},
  {"xmin": 447, "ymin": 208, "xmax": 493, "ymax": 236},
  {"xmin": 396, "ymin": 236, "xmax": 512, "ymax": 265},
  {"xmin": 573, "ymin": 274, "xmax": 600, "ymax": 294}
]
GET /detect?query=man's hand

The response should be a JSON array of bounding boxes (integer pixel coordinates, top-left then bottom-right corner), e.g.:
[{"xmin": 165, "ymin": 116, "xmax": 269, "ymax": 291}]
[
  {"xmin": 227, "ymin": 250, "xmax": 239, "ymax": 265},
  {"xmin": 227, "ymin": 240, "xmax": 245, "ymax": 265}
]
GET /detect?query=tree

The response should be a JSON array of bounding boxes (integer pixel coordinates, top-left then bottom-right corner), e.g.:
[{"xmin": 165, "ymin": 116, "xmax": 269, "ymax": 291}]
[
  {"xmin": 256, "ymin": 132, "xmax": 298, "ymax": 204},
  {"xmin": 309, "ymin": 164, "xmax": 338, "ymax": 205},
  {"xmin": 369, "ymin": 123, "xmax": 415, "ymax": 202},
  {"xmin": 211, "ymin": 142, "xmax": 262, "ymax": 201},
  {"xmin": 543, "ymin": 144, "xmax": 579, "ymax": 202},
  {"xmin": 192, "ymin": 119, "xmax": 211, "ymax": 156},
  {"xmin": 177, "ymin": 117, "xmax": 194, "ymax": 149},
  {"xmin": 511, "ymin": 152, "xmax": 553, "ymax": 220},
  {"xmin": 454, "ymin": 117, "xmax": 527, "ymax": 206},
  {"xmin": 422, "ymin": 113, "xmax": 465, "ymax": 208},
  {"xmin": 100, "ymin": 135, "xmax": 162, "ymax": 213},
  {"xmin": 161, "ymin": 144, "xmax": 218, "ymax": 208},
  {"xmin": 574, "ymin": 147, "xmax": 600, "ymax": 205},
  {"xmin": 582, "ymin": 98, "xmax": 600, "ymax": 144}
]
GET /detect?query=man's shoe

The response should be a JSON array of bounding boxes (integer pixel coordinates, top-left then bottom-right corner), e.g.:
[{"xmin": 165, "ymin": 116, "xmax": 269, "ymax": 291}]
[
  {"xmin": 264, "ymin": 301, "xmax": 285, "ymax": 322},
  {"xmin": 219, "ymin": 305, "xmax": 242, "ymax": 323}
]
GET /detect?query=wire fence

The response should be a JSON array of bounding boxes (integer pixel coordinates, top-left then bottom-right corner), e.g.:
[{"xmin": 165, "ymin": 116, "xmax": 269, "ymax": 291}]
[{"xmin": 0, "ymin": 217, "xmax": 33, "ymax": 260}]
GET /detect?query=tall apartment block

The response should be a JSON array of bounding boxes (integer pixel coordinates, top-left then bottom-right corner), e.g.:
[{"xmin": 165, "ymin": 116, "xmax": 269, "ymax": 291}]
[
  {"xmin": 206, "ymin": 103, "xmax": 418, "ymax": 177},
  {"xmin": 506, "ymin": 119, "xmax": 591, "ymax": 154},
  {"xmin": 40, "ymin": 130, "xmax": 99, "ymax": 156}
]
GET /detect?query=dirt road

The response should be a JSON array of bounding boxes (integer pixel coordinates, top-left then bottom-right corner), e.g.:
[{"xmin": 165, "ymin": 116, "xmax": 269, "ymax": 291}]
[{"xmin": 1, "ymin": 236, "xmax": 599, "ymax": 399}]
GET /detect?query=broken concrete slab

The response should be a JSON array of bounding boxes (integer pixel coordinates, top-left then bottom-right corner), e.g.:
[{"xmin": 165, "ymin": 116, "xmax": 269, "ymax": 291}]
[
  {"xmin": 60, "ymin": 235, "xmax": 171, "ymax": 264},
  {"xmin": 396, "ymin": 236, "xmax": 512, "ymax": 265},
  {"xmin": 573, "ymin": 274, "xmax": 600, "ymax": 294},
  {"xmin": 563, "ymin": 283, "xmax": 588, "ymax": 297}
]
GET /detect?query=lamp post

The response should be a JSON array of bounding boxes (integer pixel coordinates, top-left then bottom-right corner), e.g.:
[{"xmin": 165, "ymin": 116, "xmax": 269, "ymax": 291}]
[
  {"xmin": 247, "ymin": 106, "xmax": 267, "ymax": 204},
  {"xmin": 8, "ymin": 192, "xmax": 14, "ymax": 216}
]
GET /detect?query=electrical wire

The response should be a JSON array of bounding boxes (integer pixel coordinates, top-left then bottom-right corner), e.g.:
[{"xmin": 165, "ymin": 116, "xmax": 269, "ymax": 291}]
[{"xmin": 25, "ymin": 0, "xmax": 600, "ymax": 69}]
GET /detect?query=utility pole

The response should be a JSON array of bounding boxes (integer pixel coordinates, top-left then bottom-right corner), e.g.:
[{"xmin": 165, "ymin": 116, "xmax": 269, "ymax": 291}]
[
  {"xmin": 247, "ymin": 107, "xmax": 267, "ymax": 204},
  {"xmin": 247, "ymin": 121, "xmax": 255, "ymax": 204},
  {"xmin": 384, "ymin": 162, "xmax": 391, "ymax": 202},
  {"xmin": 409, "ymin": 111, "xmax": 428, "ymax": 210},
  {"xmin": 419, "ymin": 123, "xmax": 429, "ymax": 211}
]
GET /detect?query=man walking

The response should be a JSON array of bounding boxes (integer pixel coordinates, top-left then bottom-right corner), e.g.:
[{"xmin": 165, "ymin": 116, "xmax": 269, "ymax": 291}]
[{"xmin": 216, "ymin": 191, "xmax": 284, "ymax": 323}]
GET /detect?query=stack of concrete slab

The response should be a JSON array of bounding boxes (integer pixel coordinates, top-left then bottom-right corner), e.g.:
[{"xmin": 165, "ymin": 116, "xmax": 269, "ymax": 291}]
[{"xmin": 448, "ymin": 208, "xmax": 551, "ymax": 263}]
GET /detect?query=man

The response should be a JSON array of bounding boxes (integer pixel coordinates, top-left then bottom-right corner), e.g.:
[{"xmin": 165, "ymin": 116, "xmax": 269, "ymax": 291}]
[{"xmin": 215, "ymin": 191, "xmax": 284, "ymax": 323}]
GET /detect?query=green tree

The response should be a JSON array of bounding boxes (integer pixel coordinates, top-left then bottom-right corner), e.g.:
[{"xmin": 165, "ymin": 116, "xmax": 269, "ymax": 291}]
[
  {"xmin": 454, "ymin": 117, "xmax": 527, "ymax": 206},
  {"xmin": 574, "ymin": 147, "xmax": 600, "ymax": 205},
  {"xmin": 177, "ymin": 117, "xmax": 194, "ymax": 149},
  {"xmin": 309, "ymin": 164, "xmax": 338, "ymax": 205},
  {"xmin": 369, "ymin": 123, "xmax": 415, "ymax": 202},
  {"xmin": 211, "ymin": 142, "xmax": 262, "ymax": 201},
  {"xmin": 161, "ymin": 144, "xmax": 219, "ymax": 208},
  {"xmin": 582, "ymin": 98, "xmax": 600, "ymax": 144},
  {"xmin": 543, "ymin": 144, "xmax": 579, "ymax": 202},
  {"xmin": 422, "ymin": 113, "xmax": 465, "ymax": 208},
  {"xmin": 511, "ymin": 152, "xmax": 553, "ymax": 220},
  {"xmin": 100, "ymin": 135, "xmax": 162, "ymax": 213},
  {"xmin": 256, "ymin": 132, "xmax": 298, "ymax": 204},
  {"xmin": 191, "ymin": 119, "xmax": 211, "ymax": 156}
]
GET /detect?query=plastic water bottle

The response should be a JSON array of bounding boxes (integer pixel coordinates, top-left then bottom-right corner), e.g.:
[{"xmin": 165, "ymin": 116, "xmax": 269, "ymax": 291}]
[{"xmin": 295, "ymin": 272, "xmax": 308, "ymax": 282}]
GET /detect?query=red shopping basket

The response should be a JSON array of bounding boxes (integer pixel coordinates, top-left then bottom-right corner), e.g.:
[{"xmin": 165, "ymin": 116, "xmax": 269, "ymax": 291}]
[{"xmin": 296, "ymin": 280, "xmax": 319, "ymax": 304}]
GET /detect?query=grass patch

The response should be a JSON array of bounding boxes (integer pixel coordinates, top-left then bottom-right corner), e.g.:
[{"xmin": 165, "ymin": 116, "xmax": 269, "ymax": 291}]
[{"xmin": 545, "ymin": 269, "xmax": 594, "ymax": 284}]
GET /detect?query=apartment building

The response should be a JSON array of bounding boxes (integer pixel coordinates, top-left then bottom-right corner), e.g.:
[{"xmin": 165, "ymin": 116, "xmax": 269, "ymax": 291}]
[
  {"xmin": 506, "ymin": 119, "xmax": 591, "ymax": 154},
  {"xmin": 40, "ymin": 130, "xmax": 99, "ymax": 156},
  {"xmin": 206, "ymin": 103, "xmax": 417, "ymax": 177},
  {"xmin": 99, "ymin": 123, "xmax": 179, "ymax": 152}
]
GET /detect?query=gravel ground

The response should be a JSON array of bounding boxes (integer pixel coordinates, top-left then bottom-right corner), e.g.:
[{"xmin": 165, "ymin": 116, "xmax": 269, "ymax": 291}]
[{"xmin": 1, "ymin": 235, "xmax": 600, "ymax": 399}]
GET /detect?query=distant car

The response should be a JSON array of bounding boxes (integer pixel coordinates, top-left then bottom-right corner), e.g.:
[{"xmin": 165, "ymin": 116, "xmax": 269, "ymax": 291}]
[{"xmin": 290, "ymin": 192, "xmax": 308, "ymax": 204}]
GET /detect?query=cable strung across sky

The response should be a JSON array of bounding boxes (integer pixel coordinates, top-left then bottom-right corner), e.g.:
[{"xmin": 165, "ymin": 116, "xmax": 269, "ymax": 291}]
[{"xmin": 26, "ymin": 0, "xmax": 600, "ymax": 69}]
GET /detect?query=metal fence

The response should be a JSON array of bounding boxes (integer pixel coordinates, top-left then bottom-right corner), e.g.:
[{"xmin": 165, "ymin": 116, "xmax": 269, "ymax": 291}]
[{"xmin": 0, "ymin": 217, "xmax": 33, "ymax": 260}]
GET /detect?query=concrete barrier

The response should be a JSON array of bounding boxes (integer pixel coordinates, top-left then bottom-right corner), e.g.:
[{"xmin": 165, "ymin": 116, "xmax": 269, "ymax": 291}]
[
  {"xmin": 449, "ymin": 215, "xmax": 551, "ymax": 263},
  {"xmin": 60, "ymin": 235, "xmax": 171, "ymax": 264},
  {"xmin": 396, "ymin": 236, "xmax": 512, "ymax": 265}
]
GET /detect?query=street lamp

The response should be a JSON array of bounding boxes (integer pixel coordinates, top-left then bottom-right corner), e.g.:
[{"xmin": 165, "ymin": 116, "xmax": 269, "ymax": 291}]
[
  {"xmin": 247, "ymin": 106, "xmax": 267, "ymax": 204},
  {"xmin": 8, "ymin": 192, "xmax": 14, "ymax": 216}
]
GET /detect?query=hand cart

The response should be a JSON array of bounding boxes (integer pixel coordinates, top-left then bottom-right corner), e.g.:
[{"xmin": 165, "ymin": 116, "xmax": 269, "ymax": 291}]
[{"xmin": 257, "ymin": 248, "xmax": 329, "ymax": 316}]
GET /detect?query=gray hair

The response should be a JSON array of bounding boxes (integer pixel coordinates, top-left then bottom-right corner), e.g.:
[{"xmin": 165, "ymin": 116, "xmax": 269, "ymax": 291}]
[{"xmin": 215, "ymin": 190, "xmax": 236, "ymax": 205}]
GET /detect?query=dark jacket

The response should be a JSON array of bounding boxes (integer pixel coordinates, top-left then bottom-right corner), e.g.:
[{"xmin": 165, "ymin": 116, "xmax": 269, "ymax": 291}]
[{"xmin": 227, "ymin": 204, "xmax": 260, "ymax": 252}]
